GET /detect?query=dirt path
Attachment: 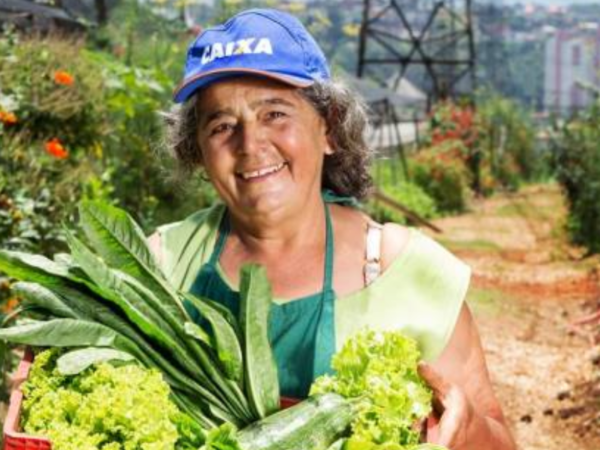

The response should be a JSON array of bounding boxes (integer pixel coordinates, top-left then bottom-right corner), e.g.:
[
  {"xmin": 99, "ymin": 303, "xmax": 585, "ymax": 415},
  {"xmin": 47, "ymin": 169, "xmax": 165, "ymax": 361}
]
[{"xmin": 426, "ymin": 184, "xmax": 600, "ymax": 450}]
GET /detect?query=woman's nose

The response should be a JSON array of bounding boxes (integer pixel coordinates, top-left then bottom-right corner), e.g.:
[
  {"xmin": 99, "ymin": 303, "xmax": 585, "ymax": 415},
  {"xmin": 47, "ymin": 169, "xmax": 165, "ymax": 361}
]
[{"xmin": 237, "ymin": 121, "xmax": 267, "ymax": 156}]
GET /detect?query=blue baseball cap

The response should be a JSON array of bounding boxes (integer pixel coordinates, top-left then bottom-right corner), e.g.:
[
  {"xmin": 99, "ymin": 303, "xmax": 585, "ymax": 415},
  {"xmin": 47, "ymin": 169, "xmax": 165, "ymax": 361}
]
[{"xmin": 173, "ymin": 8, "xmax": 331, "ymax": 103}]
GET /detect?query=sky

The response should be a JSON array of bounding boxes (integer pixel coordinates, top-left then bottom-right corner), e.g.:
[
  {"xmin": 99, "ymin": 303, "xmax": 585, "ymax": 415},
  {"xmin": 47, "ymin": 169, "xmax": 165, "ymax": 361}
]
[{"xmin": 502, "ymin": 0, "xmax": 599, "ymax": 4}]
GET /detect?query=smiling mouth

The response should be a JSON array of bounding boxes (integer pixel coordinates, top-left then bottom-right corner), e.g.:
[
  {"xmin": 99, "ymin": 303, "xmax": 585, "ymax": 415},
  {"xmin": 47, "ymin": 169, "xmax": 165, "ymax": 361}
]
[{"xmin": 237, "ymin": 162, "xmax": 287, "ymax": 181}]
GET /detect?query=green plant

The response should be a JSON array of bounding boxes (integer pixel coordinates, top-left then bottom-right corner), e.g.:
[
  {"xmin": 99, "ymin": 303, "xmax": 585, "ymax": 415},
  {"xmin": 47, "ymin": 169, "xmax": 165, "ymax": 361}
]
[
  {"xmin": 311, "ymin": 329, "xmax": 435, "ymax": 449},
  {"xmin": 410, "ymin": 147, "xmax": 473, "ymax": 214},
  {"xmin": 477, "ymin": 92, "xmax": 539, "ymax": 188},
  {"xmin": 0, "ymin": 27, "xmax": 215, "ymax": 234},
  {"xmin": 370, "ymin": 160, "xmax": 437, "ymax": 224},
  {"xmin": 0, "ymin": 200, "xmax": 282, "ymax": 428},
  {"xmin": 552, "ymin": 104, "xmax": 600, "ymax": 254},
  {"xmin": 21, "ymin": 349, "xmax": 197, "ymax": 450},
  {"xmin": 371, "ymin": 182, "xmax": 438, "ymax": 225}
]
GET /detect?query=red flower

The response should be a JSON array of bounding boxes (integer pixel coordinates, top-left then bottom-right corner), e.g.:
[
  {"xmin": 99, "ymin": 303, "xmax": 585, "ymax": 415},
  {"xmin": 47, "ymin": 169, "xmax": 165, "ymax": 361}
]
[
  {"xmin": 53, "ymin": 70, "xmax": 75, "ymax": 86},
  {"xmin": 0, "ymin": 110, "xmax": 17, "ymax": 125},
  {"xmin": 44, "ymin": 138, "xmax": 69, "ymax": 159},
  {"xmin": 444, "ymin": 129, "xmax": 460, "ymax": 141}
]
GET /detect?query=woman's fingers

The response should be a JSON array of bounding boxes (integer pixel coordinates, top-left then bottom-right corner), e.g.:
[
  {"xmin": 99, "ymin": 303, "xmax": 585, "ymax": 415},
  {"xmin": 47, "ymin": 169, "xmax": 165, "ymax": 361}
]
[
  {"xmin": 418, "ymin": 362, "xmax": 450, "ymax": 413},
  {"xmin": 419, "ymin": 362, "xmax": 473, "ymax": 447}
]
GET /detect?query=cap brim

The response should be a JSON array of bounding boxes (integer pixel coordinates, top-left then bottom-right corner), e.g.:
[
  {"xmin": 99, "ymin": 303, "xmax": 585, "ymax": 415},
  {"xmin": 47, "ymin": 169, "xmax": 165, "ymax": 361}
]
[{"xmin": 173, "ymin": 68, "xmax": 314, "ymax": 103}]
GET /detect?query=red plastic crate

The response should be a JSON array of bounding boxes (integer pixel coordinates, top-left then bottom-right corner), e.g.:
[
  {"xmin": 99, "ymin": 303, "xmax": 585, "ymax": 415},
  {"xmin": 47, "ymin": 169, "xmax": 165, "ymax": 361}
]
[{"xmin": 3, "ymin": 351, "xmax": 52, "ymax": 450}]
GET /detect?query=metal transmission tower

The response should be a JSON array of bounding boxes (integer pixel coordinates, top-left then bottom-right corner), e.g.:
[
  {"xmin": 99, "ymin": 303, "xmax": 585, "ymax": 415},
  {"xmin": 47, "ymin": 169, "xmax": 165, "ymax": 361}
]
[
  {"xmin": 475, "ymin": 1, "xmax": 510, "ymax": 96},
  {"xmin": 357, "ymin": 0, "xmax": 477, "ymax": 107}
]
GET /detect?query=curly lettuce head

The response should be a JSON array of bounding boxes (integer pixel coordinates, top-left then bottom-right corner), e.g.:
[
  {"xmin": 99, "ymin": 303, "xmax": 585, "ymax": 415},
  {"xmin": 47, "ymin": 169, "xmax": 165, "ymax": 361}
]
[
  {"xmin": 310, "ymin": 330, "xmax": 433, "ymax": 449},
  {"xmin": 21, "ymin": 349, "xmax": 182, "ymax": 450}
]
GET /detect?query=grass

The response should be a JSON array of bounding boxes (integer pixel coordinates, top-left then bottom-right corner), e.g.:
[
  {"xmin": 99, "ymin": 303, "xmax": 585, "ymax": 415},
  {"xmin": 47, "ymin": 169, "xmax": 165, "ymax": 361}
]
[
  {"xmin": 438, "ymin": 238, "xmax": 502, "ymax": 253},
  {"xmin": 466, "ymin": 286, "xmax": 528, "ymax": 319},
  {"xmin": 466, "ymin": 287, "xmax": 504, "ymax": 316},
  {"xmin": 495, "ymin": 202, "xmax": 561, "ymax": 220}
]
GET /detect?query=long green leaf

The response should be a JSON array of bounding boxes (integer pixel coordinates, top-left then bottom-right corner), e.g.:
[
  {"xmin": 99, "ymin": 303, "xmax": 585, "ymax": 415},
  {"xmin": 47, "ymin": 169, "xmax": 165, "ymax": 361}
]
[
  {"xmin": 65, "ymin": 230, "xmax": 180, "ymax": 351},
  {"xmin": 239, "ymin": 264, "xmax": 280, "ymax": 419},
  {"xmin": 64, "ymin": 232, "xmax": 236, "ymax": 416},
  {"xmin": 183, "ymin": 293, "xmax": 244, "ymax": 383},
  {"xmin": 184, "ymin": 321, "xmax": 213, "ymax": 348},
  {"xmin": 201, "ymin": 297, "xmax": 242, "ymax": 340},
  {"xmin": 79, "ymin": 201, "xmax": 161, "ymax": 274},
  {"xmin": 78, "ymin": 201, "xmax": 186, "ymax": 319},
  {"xmin": 0, "ymin": 250, "xmax": 71, "ymax": 286},
  {"xmin": 12, "ymin": 282, "xmax": 81, "ymax": 319},
  {"xmin": 120, "ymin": 271, "xmax": 249, "ymax": 416},
  {"xmin": 171, "ymin": 390, "xmax": 217, "ymax": 430},
  {"xmin": 119, "ymin": 271, "xmax": 189, "ymax": 342},
  {"xmin": 57, "ymin": 347, "xmax": 136, "ymax": 375},
  {"xmin": 0, "ymin": 319, "xmax": 125, "ymax": 349},
  {"xmin": 77, "ymin": 202, "xmax": 257, "ymax": 422}
]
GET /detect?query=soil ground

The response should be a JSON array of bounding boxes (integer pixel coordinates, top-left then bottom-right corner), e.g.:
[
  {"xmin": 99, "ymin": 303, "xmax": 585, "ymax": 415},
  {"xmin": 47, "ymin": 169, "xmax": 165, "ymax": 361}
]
[{"xmin": 426, "ymin": 183, "xmax": 600, "ymax": 450}]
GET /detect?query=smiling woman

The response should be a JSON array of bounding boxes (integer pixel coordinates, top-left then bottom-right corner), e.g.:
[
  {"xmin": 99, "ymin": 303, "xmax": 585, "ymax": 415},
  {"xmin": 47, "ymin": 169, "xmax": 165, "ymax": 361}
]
[
  {"xmin": 194, "ymin": 78, "xmax": 332, "ymax": 219},
  {"xmin": 150, "ymin": 8, "xmax": 517, "ymax": 450}
]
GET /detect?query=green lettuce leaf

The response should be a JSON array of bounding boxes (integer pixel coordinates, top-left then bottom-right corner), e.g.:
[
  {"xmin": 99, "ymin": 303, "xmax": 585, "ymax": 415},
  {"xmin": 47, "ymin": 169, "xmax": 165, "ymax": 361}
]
[{"xmin": 311, "ymin": 329, "xmax": 434, "ymax": 450}]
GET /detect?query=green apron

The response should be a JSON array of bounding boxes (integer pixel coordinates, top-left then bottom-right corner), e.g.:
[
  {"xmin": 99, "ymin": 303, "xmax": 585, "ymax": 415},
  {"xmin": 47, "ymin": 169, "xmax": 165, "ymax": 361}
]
[{"xmin": 186, "ymin": 203, "xmax": 336, "ymax": 399}]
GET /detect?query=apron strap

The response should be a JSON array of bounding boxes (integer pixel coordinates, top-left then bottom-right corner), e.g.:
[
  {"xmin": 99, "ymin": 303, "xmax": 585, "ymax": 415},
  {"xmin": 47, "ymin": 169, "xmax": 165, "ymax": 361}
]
[
  {"xmin": 322, "ymin": 202, "xmax": 335, "ymax": 293},
  {"xmin": 208, "ymin": 210, "xmax": 230, "ymax": 266},
  {"xmin": 312, "ymin": 202, "xmax": 336, "ymax": 381}
]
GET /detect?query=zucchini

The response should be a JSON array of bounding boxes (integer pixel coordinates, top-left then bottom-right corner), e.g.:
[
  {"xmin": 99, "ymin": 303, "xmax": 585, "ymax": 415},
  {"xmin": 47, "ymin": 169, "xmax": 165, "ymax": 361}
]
[{"xmin": 236, "ymin": 394, "xmax": 353, "ymax": 450}]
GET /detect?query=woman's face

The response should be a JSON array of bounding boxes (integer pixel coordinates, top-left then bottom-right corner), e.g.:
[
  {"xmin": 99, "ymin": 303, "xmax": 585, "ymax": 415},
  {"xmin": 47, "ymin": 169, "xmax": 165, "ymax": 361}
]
[{"xmin": 195, "ymin": 77, "xmax": 331, "ymax": 219}]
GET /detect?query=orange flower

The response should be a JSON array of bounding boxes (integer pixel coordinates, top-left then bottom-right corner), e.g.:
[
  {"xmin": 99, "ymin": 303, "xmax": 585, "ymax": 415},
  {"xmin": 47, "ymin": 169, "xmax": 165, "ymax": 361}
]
[
  {"xmin": 53, "ymin": 70, "xmax": 75, "ymax": 86},
  {"xmin": 1, "ymin": 297, "xmax": 20, "ymax": 314},
  {"xmin": 44, "ymin": 138, "xmax": 69, "ymax": 159},
  {"xmin": 0, "ymin": 110, "xmax": 17, "ymax": 125}
]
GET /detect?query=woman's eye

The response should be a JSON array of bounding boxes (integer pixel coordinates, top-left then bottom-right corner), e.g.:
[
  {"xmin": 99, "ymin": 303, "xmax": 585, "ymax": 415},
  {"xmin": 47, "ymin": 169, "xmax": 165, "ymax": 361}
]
[
  {"xmin": 210, "ymin": 123, "xmax": 234, "ymax": 136},
  {"xmin": 266, "ymin": 111, "xmax": 286, "ymax": 121}
]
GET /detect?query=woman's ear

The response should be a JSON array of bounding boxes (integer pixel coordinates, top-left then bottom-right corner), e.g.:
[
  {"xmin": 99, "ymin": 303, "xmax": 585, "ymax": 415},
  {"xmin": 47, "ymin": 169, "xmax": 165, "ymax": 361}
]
[{"xmin": 324, "ymin": 131, "xmax": 335, "ymax": 156}]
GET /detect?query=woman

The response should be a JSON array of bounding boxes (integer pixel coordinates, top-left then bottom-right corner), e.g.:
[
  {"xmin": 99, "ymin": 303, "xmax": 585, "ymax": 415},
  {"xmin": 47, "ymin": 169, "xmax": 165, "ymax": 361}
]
[{"xmin": 149, "ymin": 8, "xmax": 516, "ymax": 450}]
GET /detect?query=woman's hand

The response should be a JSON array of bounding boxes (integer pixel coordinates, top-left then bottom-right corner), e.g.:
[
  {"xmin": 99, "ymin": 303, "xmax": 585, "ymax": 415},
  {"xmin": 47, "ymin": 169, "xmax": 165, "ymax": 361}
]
[
  {"xmin": 419, "ymin": 362, "xmax": 475, "ymax": 449},
  {"xmin": 417, "ymin": 305, "xmax": 517, "ymax": 450}
]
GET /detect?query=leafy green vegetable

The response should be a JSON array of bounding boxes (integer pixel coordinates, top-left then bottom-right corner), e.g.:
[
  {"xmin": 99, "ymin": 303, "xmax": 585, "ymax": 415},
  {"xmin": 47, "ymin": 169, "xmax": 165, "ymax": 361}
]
[
  {"xmin": 239, "ymin": 264, "xmax": 280, "ymax": 419},
  {"xmin": 185, "ymin": 320, "xmax": 214, "ymax": 347},
  {"xmin": 0, "ymin": 200, "xmax": 277, "ymax": 429},
  {"xmin": 0, "ymin": 319, "xmax": 138, "ymax": 354},
  {"xmin": 13, "ymin": 282, "xmax": 81, "ymax": 319},
  {"xmin": 311, "ymin": 329, "xmax": 434, "ymax": 450},
  {"xmin": 22, "ymin": 349, "xmax": 193, "ymax": 450},
  {"xmin": 201, "ymin": 423, "xmax": 243, "ymax": 450},
  {"xmin": 0, "ymin": 251, "xmax": 72, "ymax": 287},
  {"xmin": 77, "ymin": 200, "xmax": 188, "ymax": 324},
  {"xmin": 56, "ymin": 347, "xmax": 136, "ymax": 375},
  {"xmin": 184, "ymin": 292, "xmax": 244, "ymax": 383}
]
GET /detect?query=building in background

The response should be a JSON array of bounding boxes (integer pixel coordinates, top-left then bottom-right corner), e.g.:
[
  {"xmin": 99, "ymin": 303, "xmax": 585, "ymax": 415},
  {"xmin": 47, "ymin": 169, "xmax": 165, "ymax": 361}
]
[{"xmin": 544, "ymin": 23, "xmax": 600, "ymax": 115}]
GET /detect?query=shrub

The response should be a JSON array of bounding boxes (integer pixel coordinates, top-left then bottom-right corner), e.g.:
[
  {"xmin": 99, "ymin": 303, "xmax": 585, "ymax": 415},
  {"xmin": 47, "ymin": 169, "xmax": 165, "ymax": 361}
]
[
  {"xmin": 371, "ymin": 181, "xmax": 438, "ymax": 225},
  {"xmin": 370, "ymin": 160, "xmax": 438, "ymax": 224},
  {"xmin": 552, "ymin": 104, "xmax": 600, "ymax": 254},
  {"xmin": 477, "ymin": 93, "xmax": 539, "ymax": 189},
  {"xmin": 0, "ymin": 28, "xmax": 217, "ymax": 408},
  {"xmin": 410, "ymin": 143, "xmax": 473, "ymax": 214}
]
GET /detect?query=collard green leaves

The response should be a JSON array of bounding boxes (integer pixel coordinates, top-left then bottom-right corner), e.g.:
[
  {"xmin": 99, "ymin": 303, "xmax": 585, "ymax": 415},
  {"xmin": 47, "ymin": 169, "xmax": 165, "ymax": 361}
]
[
  {"xmin": 13, "ymin": 282, "xmax": 80, "ymax": 319},
  {"xmin": 239, "ymin": 264, "xmax": 280, "ymax": 419},
  {"xmin": 184, "ymin": 293, "xmax": 243, "ymax": 383},
  {"xmin": 78, "ymin": 201, "xmax": 186, "ymax": 321},
  {"xmin": 0, "ymin": 319, "xmax": 126, "ymax": 349},
  {"xmin": 0, "ymin": 200, "xmax": 281, "ymax": 430},
  {"xmin": 57, "ymin": 347, "xmax": 136, "ymax": 375}
]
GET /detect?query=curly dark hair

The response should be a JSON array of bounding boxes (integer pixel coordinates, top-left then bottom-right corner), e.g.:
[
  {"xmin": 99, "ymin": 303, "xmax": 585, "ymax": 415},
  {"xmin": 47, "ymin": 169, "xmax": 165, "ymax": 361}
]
[{"xmin": 161, "ymin": 79, "xmax": 373, "ymax": 200}]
